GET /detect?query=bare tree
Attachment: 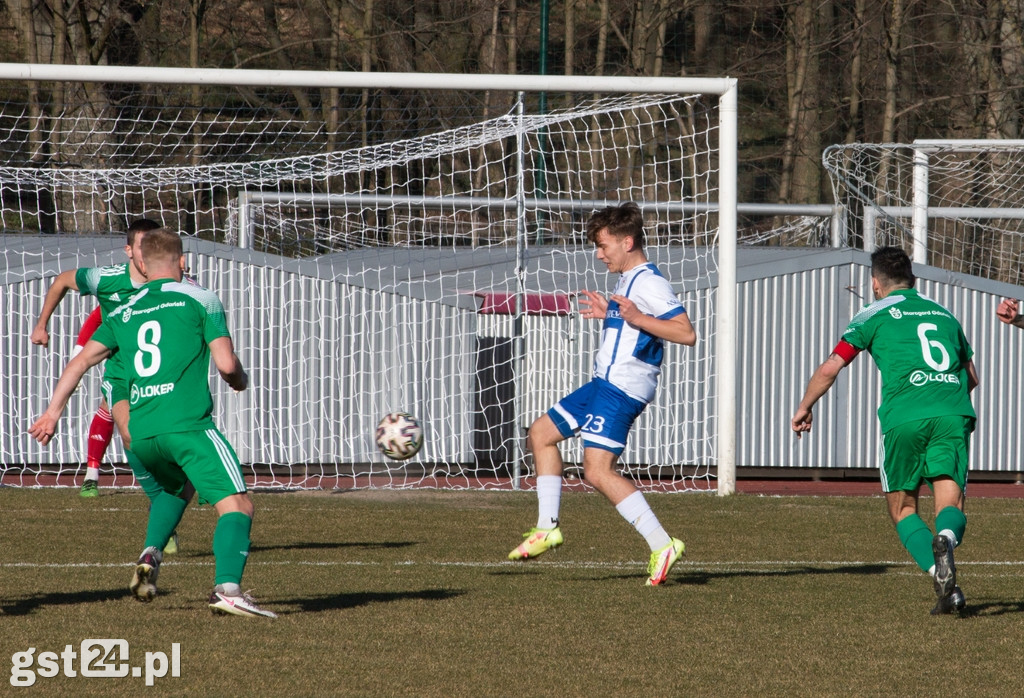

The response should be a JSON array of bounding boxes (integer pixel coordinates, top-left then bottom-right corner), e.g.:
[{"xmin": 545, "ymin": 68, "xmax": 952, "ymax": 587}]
[
  {"xmin": 880, "ymin": 0, "xmax": 904, "ymax": 144},
  {"xmin": 8, "ymin": 0, "xmax": 44, "ymax": 163},
  {"xmin": 3, "ymin": 0, "xmax": 165, "ymax": 232},
  {"xmin": 779, "ymin": 0, "xmax": 827, "ymax": 204},
  {"xmin": 844, "ymin": 0, "xmax": 867, "ymax": 143},
  {"xmin": 691, "ymin": 1, "xmax": 717, "ymax": 71}
]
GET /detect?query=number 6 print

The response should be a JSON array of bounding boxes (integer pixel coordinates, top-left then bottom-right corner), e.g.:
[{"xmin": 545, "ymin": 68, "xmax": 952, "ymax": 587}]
[{"xmin": 917, "ymin": 322, "xmax": 951, "ymax": 372}]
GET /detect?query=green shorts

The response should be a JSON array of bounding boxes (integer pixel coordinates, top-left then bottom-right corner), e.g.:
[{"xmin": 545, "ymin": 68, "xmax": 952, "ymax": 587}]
[
  {"xmin": 130, "ymin": 428, "xmax": 246, "ymax": 505},
  {"xmin": 880, "ymin": 415, "xmax": 974, "ymax": 493},
  {"xmin": 100, "ymin": 350, "xmax": 129, "ymax": 406},
  {"xmin": 124, "ymin": 449, "xmax": 165, "ymax": 502}
]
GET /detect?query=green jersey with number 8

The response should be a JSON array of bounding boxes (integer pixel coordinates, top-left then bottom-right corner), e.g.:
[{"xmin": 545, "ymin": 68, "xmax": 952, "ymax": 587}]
[
  {"xmin": 842, "ymin": 288, "xmax": 975, "ymax": 432},
  {"xmin": 91, "ymin": 278, "xmax": 232, "ymax": 440}
]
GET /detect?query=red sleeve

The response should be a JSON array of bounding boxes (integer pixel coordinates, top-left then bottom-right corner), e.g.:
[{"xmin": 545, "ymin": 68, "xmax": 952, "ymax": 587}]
[
  {"xmin": 832, "ymin": 339, "xmax": 860, "ymax": 364},
  {"xmin": 75, "ymin": 307, "xmax": 103, "ymax": 346}
]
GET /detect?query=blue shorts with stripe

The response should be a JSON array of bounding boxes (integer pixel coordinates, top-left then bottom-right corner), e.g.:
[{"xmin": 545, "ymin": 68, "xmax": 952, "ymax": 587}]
[
  {"xmin": 547, "ymin": 377, "xmax": 647, "ymax": 455},
  {"xmin": 130, "ymin": 428, "xmax": 247, "ymax": 505}
]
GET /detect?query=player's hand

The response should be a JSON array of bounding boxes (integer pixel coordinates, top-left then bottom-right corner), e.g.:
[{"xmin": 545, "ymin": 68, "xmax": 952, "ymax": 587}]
[
  {"xmin": 610, "ymin": 294, "xmax": 643, "ymax": 324},
  {"xmin": 996, "ymin": 298, "xmax": 1020, "ymax": 325},
  {"xmin": 30, "ymin": 326, "xmax": 49, "ymax": 347},
  {"xmin": 578, "ymin": 290, "xmax": 608, "ymax": 319},
  {"xmin": 791, "ymin": 408, "xmax": 813, "ymax": 438},
  {"xmin": 28, "ymin": 415, "xmax": 58, "ymax": 445},
  {"xmin": 225, "ymin": 369, "xmax": 248, "ymax": 392}
]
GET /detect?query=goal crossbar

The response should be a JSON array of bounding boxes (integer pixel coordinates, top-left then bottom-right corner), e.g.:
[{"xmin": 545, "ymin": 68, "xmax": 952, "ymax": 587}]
[{"xmin": 0, "ymin": 62, "xmax": 735, "ymax": 96}]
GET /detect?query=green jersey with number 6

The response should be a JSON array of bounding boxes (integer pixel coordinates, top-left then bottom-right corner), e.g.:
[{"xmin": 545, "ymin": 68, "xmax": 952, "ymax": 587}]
[
  {"xmin": 842, "ymin": 288, "xmax": 975, "ymax": 431},
  {"xmin": 91, "ymin": 278, "xmax": 232, "ymax": 440}
]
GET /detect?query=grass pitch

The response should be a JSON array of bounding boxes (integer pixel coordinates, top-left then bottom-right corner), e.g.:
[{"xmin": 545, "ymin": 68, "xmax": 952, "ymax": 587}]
[{"xmin": 2, "ymin": 487, "xmax": 1024, "ymax": 696}]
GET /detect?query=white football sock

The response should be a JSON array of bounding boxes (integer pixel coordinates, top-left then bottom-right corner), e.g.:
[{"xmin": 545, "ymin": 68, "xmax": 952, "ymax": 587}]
[
  {"xmin": 615, "ymin": 490, "xmax": 671, "ymax": 551},
  {"xmin": 535, "ymin": 475, "xmax": 562, "ymax": 529}
]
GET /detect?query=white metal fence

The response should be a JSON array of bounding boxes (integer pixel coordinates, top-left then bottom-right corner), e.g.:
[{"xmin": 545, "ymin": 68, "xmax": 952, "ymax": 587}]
[{"xmin": 6, "ymin": 237, "xmax": 1022, "ymax": 482}]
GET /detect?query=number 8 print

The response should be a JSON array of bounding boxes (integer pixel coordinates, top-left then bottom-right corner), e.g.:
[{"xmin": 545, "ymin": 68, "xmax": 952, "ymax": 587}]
[{"xmin": 134, "ymin": 320, "xmax": 162, "ymax": 377}]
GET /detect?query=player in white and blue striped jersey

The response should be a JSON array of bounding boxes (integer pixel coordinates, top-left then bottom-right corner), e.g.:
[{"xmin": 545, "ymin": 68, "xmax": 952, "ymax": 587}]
[{"xmin": 507, "ymin": 202, "xmax": 696, "ymax": 586}]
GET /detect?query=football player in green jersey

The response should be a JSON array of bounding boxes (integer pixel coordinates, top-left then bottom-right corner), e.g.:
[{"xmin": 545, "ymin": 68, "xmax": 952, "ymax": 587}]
[
  {"xmin": 29, "ymin": 227, "xmax": 274, "ymax": 618},
  {"xmin": 30, "ymin": 218, "xmax": 161, "ymax": 497},
  {"xmin": 792, "ymin": 247, "xmax": 979, "ymax": 615}
]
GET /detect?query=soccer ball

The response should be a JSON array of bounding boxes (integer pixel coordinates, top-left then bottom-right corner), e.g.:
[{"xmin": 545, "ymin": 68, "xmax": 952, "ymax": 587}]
[{"xmin": 375, "ymin": 412, "xmax": 424, "ymax": 460}]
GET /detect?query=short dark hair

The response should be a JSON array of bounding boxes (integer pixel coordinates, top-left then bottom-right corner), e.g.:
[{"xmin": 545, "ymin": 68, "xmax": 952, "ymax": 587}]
[
  {"xmin": 586, "ymin": 202, "xmax": 646, "ymax": 249},
  {"xmin": 126, "ymin": 218, "xmax": 162, "ymax": 246},
  {"xmin": 139, "ymin": 227, "xmax": 183, "ymax": 266},
  {"xmin": 871, "ymin": 246, "xmax": 915, "ymax": 288}
]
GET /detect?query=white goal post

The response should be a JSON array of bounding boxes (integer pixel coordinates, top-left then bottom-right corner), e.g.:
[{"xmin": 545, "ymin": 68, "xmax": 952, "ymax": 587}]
[{"xmin": 0, "ymin": 64, "xmax": 738, "ymax": 495}]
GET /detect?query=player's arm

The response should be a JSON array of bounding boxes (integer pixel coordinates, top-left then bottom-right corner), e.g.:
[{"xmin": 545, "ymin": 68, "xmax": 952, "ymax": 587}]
[
  {"xmin": 996, "ymin": 298, "xmax": 1024, "ymax": 329},
  {"xmin": 792, "ymin": 341, "xmax": 858, "ymax": 438},
  {"xmin": 28, "ymin": 340, "xmax": 112, "ymax": 445},
  {"xmin": 30, "ymin": 270, "xmax": 80, "ymax": 347},
  {"xmin": 209, "ymin": 336, "xmax": 248, "ymax": 392},
  {"xmin": 965, "ymin": 359, "xmax": 979, "ymax": 393},
  {"xmin": 609, "ymin": 293, "xmax": 697, "ymax": 346}
]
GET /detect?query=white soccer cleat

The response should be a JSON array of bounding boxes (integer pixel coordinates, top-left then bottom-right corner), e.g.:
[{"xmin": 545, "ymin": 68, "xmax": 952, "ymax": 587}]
[{"xmin": 208, "ymin": 588, "xmax": 277, "ymax": 618}]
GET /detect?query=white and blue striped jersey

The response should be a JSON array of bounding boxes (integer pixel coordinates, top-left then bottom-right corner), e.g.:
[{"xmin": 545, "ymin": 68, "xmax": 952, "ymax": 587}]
[{"xmin": 592, "ymin": 262, "xmax": 685, "ymax": 403}]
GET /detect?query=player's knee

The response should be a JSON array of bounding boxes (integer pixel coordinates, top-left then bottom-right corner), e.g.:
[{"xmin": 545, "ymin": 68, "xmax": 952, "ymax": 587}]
[
  {"xmin": 525, "ymin": 428, "xmax": 540, "ymax": 453},
  {"xmin": 581, "ymin": 460, "xmax": 617, "ymax": 487},
  {"xmin": 527, "ymin": 416, "xmax": 559, "ymax": 449},
  {"xmin": 888, "ymin": 503, "xmax": 915, "ymax": 525},
  {"xmin": 214, "ymin": 492, "xmax": 254, "ymax": 518}
]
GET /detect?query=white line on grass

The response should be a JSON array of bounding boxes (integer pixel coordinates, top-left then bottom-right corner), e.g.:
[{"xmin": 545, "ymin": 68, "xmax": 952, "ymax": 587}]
[{"xmin": 4, "ymin": 559, "xmax": 1024, "ymax": 570}]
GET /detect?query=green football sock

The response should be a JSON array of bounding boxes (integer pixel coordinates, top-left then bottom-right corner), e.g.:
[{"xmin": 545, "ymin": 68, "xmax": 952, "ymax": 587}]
[
  {"xmin": 896, "ymin": 514, "xmax": 935, "ymax": 572},
  {"xmin": 935, "ymin": 506, "xmax": 967, "ymax": 546},
  {"xmin": 213, "ymin": 512, "xmax": 252, "ymax": 586},
  {"xmin": 143, "ymin": 492, "xmax": 188, "ymax": 551}
]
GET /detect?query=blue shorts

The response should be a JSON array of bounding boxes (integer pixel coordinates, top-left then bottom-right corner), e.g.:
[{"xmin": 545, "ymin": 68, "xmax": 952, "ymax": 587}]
[{"xmin": 547, "ymin": 378, "xmax": 647, "ymax": 455}]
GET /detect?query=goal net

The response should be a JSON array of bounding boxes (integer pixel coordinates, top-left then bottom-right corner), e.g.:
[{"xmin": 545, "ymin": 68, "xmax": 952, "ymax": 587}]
[
  {"xmin": 0, "ymin": 68, "xmax": 736, "ymax": 491},
  {"xmin": 823, "ymin": 140, "xmax": 1024, "ymax": 284}
]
